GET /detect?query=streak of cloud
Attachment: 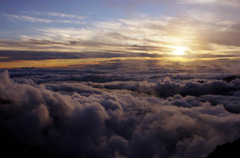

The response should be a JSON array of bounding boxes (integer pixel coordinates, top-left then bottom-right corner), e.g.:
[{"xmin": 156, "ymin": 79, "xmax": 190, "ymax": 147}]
[
  {"xmin": 5, "ymin": 14, "xmax": 84, "ymax": 24},
  {"xmin": 181, "ymin": 0, "xmax": 240, "ymax": 7},
  {"xmin": 22, "ymin": 11, "xmax": 86, "ymax": 19}
]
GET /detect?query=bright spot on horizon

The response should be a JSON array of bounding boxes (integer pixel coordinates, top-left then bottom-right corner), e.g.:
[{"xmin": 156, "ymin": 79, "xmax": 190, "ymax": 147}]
[{"xmin": 172, "ymin": 46, "xmax": 187, "ymax": 56}]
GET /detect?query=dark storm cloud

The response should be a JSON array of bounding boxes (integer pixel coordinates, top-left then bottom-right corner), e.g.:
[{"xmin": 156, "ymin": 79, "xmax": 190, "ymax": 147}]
[{"xmin": 1, "ymin": 69, "xmax": 240, "ymax": 158}]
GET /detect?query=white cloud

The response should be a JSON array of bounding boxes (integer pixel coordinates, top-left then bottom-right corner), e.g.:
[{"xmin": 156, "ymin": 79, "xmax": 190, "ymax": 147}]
[
  {"xmin": 22, "ymin": 10, "xmax": 86, "ymax": 19},
  {"xmin": 5, "ymin": 14, "xmax": 84, "ymax": 24},
  {"xmin": 7, "ymin": 14, "xmax": 52, "ymax": 23}
]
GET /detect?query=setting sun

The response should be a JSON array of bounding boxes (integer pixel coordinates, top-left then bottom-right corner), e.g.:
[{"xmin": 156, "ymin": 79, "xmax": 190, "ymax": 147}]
[
  {"xmin": 172, "ymin": 46, "xmax": 187, "ymax": 55},
  {"xmin": 1, "ymin": 0, "xmax": 240, "ymax": 158}
]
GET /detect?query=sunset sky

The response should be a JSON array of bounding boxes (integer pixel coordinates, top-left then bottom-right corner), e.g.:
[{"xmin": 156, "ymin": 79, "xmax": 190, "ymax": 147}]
[
  {"xmin": 1, "ymin": 1, "xmax": 240, "ymax": 158},
  {"xmin": 1, "ymin": 0, "xmax": 240, "ymax": 68}
]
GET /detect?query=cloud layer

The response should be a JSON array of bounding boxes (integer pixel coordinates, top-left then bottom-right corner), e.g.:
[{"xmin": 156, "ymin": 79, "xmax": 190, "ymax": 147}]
[{"xmin": 1, "ymin": 63, "xmax": 240, "ymax": 158}]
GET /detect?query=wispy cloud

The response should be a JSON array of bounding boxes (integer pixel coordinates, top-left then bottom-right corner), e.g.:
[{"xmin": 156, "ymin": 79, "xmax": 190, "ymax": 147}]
[
  {"xmin": 1, "ymin": 12, "xmax": 240, "ymax": 57},
  {"xmin": 7, "ymin": 14, "xmax": 52, "ymax": 23},
  {"xmin": 28, "ymin": 14, "xmax": 240, "ymax": 54},
  {"xmin": 5, "ymin": 14, "xmax": 84, "ymax": 24},
  {"xmin": 181, "ymin": 0, "xmax": 240, "ymax": 7},
  {"xmin": 1, "ymin": 2, "xmax": 240, "ymax": 58},
  {"xmin": 22, "ymin": 11, "xmax": 86, "ymax": 19}
]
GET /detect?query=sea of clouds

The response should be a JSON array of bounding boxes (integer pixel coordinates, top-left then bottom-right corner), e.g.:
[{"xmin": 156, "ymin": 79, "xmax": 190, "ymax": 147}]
[{"xmin": 0, "ymin": 59, "xmax": 240, "ymax": 158}]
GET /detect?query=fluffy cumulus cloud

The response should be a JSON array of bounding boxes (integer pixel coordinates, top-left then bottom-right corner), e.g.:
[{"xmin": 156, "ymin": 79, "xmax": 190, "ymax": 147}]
[{"xmin": 1, "ymin": 63, "xmax": 240, "ymax": 158}]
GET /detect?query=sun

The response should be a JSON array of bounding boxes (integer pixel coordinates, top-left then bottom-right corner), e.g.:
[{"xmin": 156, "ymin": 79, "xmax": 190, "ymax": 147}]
[{"xmin": 172, "ymin": 46, "xmax": 187, "ymax": 56}]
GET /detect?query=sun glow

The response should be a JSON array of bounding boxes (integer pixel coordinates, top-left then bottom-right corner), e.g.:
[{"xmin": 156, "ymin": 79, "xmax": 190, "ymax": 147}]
[{"xmin": 172, "ymin": 46, "xmax": 187, "ymax": 56}]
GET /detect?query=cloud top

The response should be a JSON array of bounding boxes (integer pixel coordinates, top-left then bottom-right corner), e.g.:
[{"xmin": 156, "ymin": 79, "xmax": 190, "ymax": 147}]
[{"xmin": 1, "ymin": 67, "xmax": 240, "ymax": 158}]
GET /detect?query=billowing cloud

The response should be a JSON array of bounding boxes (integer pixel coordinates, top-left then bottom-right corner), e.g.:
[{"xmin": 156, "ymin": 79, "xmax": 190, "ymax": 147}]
[{"xmin": 1, "ymin": 64, "xmax": 240, "ymax": 158}]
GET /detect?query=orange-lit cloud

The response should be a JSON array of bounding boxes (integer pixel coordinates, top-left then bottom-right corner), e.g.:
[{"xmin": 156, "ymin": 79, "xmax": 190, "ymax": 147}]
[
  {"xmin": 1, "ymin": 12, "xmax": 240, "ymax": 56},
  {"xmin": 0, "ymin": 0, "xmax": 240, "ymax": 68}
]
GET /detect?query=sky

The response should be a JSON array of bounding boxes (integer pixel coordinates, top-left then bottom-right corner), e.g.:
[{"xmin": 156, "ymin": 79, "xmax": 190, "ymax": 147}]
[
  {"xmin": 1, "ymin": 1, "xmax": 240, "ymax": 158},
  {"xmin": 0, "ymin": 0, "xmax": 240, "ymax": 68}
]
